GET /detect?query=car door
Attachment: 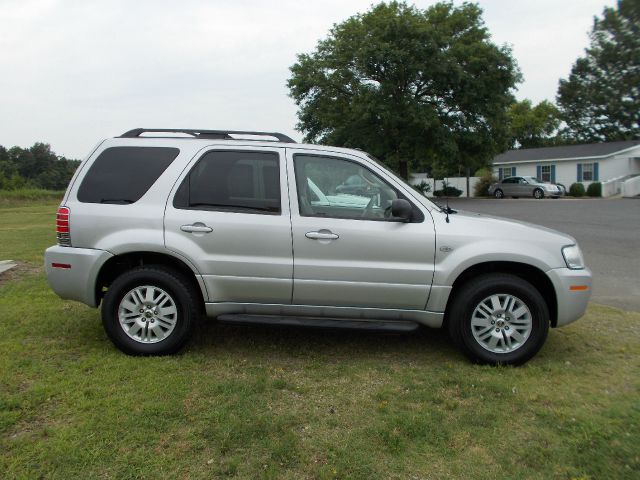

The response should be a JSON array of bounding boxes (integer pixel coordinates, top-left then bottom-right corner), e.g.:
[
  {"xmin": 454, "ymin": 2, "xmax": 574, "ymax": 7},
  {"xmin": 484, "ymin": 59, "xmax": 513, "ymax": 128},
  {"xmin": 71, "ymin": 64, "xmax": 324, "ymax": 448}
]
[
  {"xmin": 516, "ymin": 177, "xmax": 530, "ymax": 196},
  {"xmin": 164, "ymin": 146, "xmax": 293, "ymax": 304},
  {"xmin": 501, "ymin": 177, "xmax": 516, "ymax": 196},
  {"xmin": 286, "ymin": 148, "xmax": 436, "ymax": 310}
]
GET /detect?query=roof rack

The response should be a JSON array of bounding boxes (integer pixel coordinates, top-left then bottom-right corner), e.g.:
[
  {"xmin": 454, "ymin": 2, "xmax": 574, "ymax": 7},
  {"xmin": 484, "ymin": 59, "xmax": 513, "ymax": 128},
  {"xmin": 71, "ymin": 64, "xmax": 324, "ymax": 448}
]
[{"xmin": 119, "ymin": 128, "xmax": 296, "ymax": 143}]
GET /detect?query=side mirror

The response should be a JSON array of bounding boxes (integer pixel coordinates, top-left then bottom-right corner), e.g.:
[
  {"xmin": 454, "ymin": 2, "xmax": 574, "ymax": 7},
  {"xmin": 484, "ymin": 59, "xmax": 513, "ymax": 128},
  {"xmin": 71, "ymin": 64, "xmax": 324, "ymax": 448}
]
[{"xmin": 391, "ymin": 199, "xmax": 412, "ymax": 222}]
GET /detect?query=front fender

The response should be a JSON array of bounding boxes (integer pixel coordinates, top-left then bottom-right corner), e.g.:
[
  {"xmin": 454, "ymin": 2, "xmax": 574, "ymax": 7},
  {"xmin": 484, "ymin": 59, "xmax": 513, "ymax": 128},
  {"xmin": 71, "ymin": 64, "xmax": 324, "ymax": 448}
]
[{"xmin": 433, "ymin": 239, "xmax": 561, "ymax": 288}]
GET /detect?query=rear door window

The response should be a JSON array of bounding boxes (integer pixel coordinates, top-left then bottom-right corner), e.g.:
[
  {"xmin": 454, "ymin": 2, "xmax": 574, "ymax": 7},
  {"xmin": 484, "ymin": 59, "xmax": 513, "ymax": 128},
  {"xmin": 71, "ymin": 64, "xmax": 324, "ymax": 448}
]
[
  {"xmin": 77, "ymin": 147, "xmax": 180, "ymax": 204},
  {"xmin": 173, "ymin": 150, "xmax": 281, "ymax": 214}
]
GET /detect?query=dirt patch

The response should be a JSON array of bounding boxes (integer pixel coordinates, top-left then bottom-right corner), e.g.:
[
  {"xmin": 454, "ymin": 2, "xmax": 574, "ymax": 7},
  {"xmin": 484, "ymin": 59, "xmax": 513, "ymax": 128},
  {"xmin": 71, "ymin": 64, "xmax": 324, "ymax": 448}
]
[{"xmin": 0, "ymin": 261, "xmax": 43, "ymax": 287}]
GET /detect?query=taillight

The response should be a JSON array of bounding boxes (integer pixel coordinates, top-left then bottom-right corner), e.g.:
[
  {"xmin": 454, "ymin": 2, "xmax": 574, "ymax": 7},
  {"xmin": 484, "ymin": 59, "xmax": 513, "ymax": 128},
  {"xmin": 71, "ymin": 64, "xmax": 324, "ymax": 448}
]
[{"xmin": 56, "ymin": 206, "xmax": 71, "ymax": 247}]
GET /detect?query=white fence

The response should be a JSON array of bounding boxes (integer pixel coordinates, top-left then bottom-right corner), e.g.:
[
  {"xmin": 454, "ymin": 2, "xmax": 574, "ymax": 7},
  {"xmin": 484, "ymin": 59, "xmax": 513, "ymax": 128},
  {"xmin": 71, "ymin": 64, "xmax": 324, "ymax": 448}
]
[
  {"xmin": 602, "ymin": 173, "xmax": 640, "ymax": 197},
  {"xmin": 601, "ymin": 177, "xmax": 622, "ymax": 197},
  {"xmin": 409, "ymin": 174, "xmax": 480, "ymax": 198},
  {"xmin": 622, "ymin": 175, "xmax": 640, "ymax": 197}
]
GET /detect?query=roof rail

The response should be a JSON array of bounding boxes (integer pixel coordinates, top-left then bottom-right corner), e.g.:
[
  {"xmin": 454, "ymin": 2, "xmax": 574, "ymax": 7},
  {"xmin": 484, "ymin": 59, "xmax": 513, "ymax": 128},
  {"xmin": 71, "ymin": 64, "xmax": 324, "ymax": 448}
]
[{"xmin": 119, "ymin": 128, "xmax": 296, "ymax": 143}]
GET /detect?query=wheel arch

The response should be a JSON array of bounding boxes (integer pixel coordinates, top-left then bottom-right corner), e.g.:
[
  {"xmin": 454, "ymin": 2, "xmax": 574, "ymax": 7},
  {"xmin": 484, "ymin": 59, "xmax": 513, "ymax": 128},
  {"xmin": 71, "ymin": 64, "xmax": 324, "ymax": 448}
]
[
  {"xmin": 94, "ymin": 251, "xmax": 207, "ymax": 308},
  {"xmin": 443, "ymin": 261, "xmax": 558, "ymax": 327}
]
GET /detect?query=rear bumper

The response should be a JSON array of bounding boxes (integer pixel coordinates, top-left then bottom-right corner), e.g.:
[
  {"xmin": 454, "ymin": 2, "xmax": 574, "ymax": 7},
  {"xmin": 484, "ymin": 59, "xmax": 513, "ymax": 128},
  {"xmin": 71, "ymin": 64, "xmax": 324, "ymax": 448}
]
[
  {"xmin": 546, "ymin": 267, "xmax": 592, "ymax": 327},
  {"xmin": 44, "ymin": 245, "xmax": 113, "ymax": 307}
]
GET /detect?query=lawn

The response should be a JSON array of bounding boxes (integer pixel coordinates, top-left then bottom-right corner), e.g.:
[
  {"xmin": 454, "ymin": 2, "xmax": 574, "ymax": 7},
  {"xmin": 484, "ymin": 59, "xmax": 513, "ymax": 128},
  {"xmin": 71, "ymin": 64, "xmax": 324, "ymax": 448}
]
[{"xmin": 0, "ymin": 201, "xmax": 639, "ymax": 479}]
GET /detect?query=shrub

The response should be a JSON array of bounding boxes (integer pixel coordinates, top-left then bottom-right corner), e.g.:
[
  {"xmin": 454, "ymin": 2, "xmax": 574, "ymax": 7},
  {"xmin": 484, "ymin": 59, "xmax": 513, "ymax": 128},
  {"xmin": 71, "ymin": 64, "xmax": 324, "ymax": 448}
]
[
  {"xmin": 434, "ymin": 182, "xmax": 463, "ymax": 197},
  {"xmin": 474, "ymin": 172, "xmax": 497, "ymax": 197},
  {"xmin": 586, "ymin": 182, "xmax": 602, "ymax": 197},
  {"xmin": 569, "ymin": 182, "xmax": 585, "ymax": 197},
  {"xmin": 412, "ymin": 180, "xmax": 431, "ymax": 196}
]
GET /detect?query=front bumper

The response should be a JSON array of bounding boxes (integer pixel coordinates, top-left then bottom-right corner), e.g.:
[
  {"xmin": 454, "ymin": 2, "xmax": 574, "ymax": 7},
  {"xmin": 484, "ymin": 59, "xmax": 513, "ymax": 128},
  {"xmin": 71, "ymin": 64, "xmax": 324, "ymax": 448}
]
[
  {"xmin": 546, "ymin": 267, "xmax": 592, "ymax": 327},
  {"xmin": 44, "ymin": 245, "xmax": 113, "ymax": 307}
]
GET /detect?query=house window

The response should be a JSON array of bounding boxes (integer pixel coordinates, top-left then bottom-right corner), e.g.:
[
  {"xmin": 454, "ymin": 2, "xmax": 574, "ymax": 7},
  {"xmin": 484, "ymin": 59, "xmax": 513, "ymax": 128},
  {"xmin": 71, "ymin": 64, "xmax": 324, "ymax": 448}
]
[
  {"xmin": 498, "ymin": 167, "xmax": 516, "ymax": 180},
  {"xmin": 540, "ymin": 165, "xmax": 551, "ymax": 182},
  {"xmin": 581, "ymin": 163, "xmax": 593, "ymax": 181}
]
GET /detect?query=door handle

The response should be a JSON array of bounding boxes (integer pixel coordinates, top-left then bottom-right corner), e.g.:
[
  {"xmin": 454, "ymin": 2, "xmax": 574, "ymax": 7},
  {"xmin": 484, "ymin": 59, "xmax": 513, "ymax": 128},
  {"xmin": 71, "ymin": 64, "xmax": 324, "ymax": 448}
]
[
  {"xmin": 305, "ymin": 230, "xmax": 339, "ymax": 240},
  {"xmin": 181, "ymin": 223, "xmax": 213, "ymax": 233}
]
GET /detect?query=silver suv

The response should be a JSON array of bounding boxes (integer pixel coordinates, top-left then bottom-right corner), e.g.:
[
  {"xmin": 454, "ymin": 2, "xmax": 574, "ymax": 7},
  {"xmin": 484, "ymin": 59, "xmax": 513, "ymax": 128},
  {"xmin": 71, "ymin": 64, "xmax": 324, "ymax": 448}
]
[{"xmin": 44, "ymin": 129, "xmax": 592, "ymax": 365}]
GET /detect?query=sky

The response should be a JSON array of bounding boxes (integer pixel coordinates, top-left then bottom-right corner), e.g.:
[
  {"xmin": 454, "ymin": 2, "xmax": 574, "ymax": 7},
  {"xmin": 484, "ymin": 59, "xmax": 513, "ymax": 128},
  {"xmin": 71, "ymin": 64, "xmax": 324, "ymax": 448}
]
[{"xmin": 0, "ymin": 0, "xmax": 617, "ymax": 159}]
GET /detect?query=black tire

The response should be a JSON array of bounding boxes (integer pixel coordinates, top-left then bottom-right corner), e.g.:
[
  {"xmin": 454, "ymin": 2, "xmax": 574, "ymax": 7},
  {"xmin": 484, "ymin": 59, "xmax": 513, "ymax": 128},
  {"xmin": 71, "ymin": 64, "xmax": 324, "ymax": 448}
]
[
  {"xmin": 533, "ymin": 188, "xmax": 544, "ymax": 199},
  {"xmin": 494, "ymin": 189, "xmax": 504, "ymax": 199},
  {"xmin": 447, "ymin": 273, "xmax": 549, "ymax": 366},
  {"xmin": 101, "ymin": 266, "xmax": 199, "ymax": 355}
]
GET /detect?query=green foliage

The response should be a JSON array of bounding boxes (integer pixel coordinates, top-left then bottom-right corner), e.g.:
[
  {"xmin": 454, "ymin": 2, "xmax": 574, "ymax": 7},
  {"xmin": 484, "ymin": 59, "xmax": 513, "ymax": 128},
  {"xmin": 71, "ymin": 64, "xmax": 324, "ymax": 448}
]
[
  {"xmin": 569, "ymin": 182, "xmax": 586, "ymax": 197},
  {"xmin": 474, "ymin": 171, "xmax": 498, "ymax": 197},
  {"xmin": 412, "ymin": 180, "xmax": 431, "ymax": 196},
  {"xmin": 557, "ymin": 0, "xmax": 640, "ymax": 142},
  {"xmin": 587, "ymin": 181, "xmax": 602, "ymax": 197},
  {"xmin": 433, "ymin": 182, "xmax": 462, "ymax": 197},
  {"xmin": 288, "ymin": 1, "xmax": 521, "ymax": 179},
  {"xmin": 0, "ymin": 143, "xmax": 79, "ymax": 191},
  {"xmin": 507, "ymin": 99, "xmax": 562, "ymax": 148}
]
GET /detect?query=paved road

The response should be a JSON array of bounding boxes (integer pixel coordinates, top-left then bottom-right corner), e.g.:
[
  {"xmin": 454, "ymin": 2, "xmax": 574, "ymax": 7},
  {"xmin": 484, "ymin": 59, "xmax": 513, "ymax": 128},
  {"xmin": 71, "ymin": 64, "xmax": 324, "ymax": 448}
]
[{"xmin": 443, "ymin": 197, "xmax": 640, "ymax": 311}]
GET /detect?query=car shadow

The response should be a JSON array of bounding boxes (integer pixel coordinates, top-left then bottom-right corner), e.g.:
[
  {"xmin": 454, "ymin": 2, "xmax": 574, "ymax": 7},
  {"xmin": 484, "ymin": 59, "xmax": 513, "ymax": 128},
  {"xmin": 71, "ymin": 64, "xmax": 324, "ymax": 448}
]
[{"xmin": 187, "ymin": 318, "xmax": 460, "ymax": 363}]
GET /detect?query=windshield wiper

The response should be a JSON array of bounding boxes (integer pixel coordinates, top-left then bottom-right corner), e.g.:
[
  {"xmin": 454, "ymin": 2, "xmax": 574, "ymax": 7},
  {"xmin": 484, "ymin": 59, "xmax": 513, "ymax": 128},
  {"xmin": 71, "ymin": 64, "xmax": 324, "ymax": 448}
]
[
  {"xmin": 438, "ymin": 205, "xmax": 457, "ymax": 214},
  {"xmin": 100, "ymin": 198, "xmax": 134, "ymax": 204}
]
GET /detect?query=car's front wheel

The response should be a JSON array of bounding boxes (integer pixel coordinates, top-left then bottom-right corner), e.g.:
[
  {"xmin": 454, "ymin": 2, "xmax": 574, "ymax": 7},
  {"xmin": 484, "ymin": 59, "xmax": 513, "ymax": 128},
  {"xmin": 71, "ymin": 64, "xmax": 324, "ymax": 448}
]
[
  {"xmin": 533, "ymin": 188, "xmax": 544, "ymax": 199},
  {"xmin": 494, "ymin": 189, "xmax": 504, "ymax": 199},
  {"xmin": 447, "ymin": 273, "xmax": 549, "ymax": 365},
  {"xmin": 101, "ymin": 266, "xmax": 198, "ymax": 355}
]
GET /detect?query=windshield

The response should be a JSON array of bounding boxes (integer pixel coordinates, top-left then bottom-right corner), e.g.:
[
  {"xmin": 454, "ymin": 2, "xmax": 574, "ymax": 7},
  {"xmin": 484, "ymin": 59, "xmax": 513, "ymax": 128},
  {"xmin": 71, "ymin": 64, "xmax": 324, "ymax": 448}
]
[{"xmin": 524, "ymin": 176, "xmax": 543, "ymax": 183}]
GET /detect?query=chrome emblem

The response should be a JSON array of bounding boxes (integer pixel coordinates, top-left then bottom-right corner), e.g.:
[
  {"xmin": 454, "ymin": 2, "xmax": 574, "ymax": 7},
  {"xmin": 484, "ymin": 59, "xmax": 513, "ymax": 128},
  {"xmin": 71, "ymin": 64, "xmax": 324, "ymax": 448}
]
[{"xmin": 440, "ymin": 246, "xmax": 453, "ymax": 253}]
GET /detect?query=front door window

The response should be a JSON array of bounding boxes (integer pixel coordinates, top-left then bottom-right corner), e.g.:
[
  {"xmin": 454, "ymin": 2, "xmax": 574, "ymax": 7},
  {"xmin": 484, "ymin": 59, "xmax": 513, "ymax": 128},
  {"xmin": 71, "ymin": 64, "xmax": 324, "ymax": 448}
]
[{"xmin": 294, "ymin": 154, "xmax": 402, "ymax": 221}]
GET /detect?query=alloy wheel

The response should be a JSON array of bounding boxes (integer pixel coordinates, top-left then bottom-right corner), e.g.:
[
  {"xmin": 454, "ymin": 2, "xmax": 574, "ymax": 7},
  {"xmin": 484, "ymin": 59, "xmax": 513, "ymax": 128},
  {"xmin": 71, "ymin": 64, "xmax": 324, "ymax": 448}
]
[
  {"xmin": 470, "ymin": 293, "xmax": 532, "ymax": 353},
  {"xmin": 118, "ymin": 285, "xmax": 178, "ymax": 343}
]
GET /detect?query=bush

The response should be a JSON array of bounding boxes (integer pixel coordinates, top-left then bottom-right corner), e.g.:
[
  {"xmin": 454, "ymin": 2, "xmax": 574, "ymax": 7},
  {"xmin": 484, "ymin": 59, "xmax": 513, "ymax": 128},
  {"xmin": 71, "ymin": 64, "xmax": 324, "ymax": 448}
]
[
  {"xmin": 412, "ymin": 180, "xmax": 431, "ymax": 196},
  {"xmin": 569, "ymin": 182, "xmax": 586, "ymax": 197},
  {"xmin": 434, "ymin": 182, "xmax": 463, "ymax": 197},
  {"xmin": 586, "ymin": 182, "xmax": 602, "ymax": 197},
  {"xmin": 474, "ymin": 172, "xmax": 497, "ymax": 197}
]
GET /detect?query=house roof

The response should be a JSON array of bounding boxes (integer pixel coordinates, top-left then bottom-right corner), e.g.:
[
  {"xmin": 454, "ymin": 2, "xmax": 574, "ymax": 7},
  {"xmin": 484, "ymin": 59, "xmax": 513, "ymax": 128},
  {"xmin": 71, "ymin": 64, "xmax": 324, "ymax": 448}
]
[{"xmin": 493, "ymin": 140, "xmax": 640, "ymax": 165}]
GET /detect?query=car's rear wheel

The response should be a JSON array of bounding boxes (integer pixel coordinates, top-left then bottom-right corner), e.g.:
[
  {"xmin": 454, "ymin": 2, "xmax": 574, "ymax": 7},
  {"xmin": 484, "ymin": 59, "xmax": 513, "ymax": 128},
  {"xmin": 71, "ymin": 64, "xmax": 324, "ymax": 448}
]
[
  {"xmin": 494, "ymin": 189, "xmax": 504, "ymax": 199},
  {"xmin": 447, "ymin": 273, "xmax": 549, "ymax": 365},
  {"xmin": 533, "ymin": 188, "xmax": 544, "ymax": 199},
  {"xmin": 101, "ymin": 266, "xmax": 198, "ymax": 355}
]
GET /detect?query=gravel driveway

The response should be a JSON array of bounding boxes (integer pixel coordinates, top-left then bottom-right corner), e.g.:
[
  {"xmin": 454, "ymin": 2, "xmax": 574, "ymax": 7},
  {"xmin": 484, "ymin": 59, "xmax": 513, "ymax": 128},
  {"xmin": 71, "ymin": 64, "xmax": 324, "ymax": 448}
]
[{"xmin": 442, "ymin": 197, "xmax": 640, "ymax": 311}]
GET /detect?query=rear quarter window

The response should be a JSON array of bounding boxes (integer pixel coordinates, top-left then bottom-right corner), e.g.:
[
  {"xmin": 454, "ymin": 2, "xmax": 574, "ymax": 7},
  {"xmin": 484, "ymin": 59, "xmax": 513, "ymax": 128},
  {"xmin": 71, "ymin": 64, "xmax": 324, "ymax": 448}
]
[{"xmin": 77, "ymin": 147, "xmax": 180, "ymax": 204}]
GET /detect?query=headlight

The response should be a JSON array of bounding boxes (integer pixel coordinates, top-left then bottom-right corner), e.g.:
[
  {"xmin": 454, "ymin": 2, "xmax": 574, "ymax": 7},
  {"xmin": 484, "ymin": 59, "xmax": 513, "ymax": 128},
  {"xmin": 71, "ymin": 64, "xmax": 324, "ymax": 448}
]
[{"xmin": 562, "ymin": 245, "xmax": 585, "ymax": 269}]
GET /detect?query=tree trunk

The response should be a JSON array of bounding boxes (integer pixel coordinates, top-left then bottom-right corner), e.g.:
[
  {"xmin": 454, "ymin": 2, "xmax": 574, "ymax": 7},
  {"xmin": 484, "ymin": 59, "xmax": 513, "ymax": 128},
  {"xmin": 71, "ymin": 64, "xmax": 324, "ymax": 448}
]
[
  {"xmin": 466, "ymin": 167, "xmax": 471, "ymax": 197},
  {"xmin": 399, "ymin": 160, "xmax": 409, "ymax": 180}
]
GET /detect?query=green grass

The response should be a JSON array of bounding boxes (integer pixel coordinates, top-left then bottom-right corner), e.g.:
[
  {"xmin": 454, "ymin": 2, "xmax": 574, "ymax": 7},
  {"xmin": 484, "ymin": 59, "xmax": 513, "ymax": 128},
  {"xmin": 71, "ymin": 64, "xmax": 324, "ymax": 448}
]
[
  {"xmin": 0, "ymin": 189, "xmax": 64, "ymax": 207},
  {"xmin": 1, "ymin": 202, "xmax": 639, "ymax": 479}
]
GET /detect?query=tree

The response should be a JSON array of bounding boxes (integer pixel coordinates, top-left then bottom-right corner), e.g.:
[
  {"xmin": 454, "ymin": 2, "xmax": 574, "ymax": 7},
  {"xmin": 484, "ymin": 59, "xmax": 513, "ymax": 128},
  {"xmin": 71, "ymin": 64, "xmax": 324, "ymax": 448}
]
[
  {"xmin": 507, "ymin": 99, "xmax": 561, "ymax": 149},
  {"xmin": 288, "ymin": 1, "xmax": 521, "ymax": 179},
  {"xmin": 0, "ymin": 143, "xmax": 80, "ymax": 190},
  {"xmin": 557, "ymin": 0, "xmax": 640, "ymax": 142}
]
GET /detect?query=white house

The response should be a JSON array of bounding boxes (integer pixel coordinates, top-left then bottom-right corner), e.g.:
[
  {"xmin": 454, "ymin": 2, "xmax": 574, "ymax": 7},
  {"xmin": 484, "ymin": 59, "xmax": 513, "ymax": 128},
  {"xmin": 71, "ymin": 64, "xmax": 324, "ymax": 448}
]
[{"xmin": 492, "ymin": 140, "xmax": 640, "ymax": 196}]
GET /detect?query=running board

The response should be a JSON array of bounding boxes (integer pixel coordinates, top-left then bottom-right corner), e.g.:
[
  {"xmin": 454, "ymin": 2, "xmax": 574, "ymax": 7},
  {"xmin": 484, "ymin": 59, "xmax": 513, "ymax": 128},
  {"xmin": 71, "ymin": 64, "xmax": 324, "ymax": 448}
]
[{"xmin": 216, "ymin": 314, "xmax": 420, "ymax": 333}]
